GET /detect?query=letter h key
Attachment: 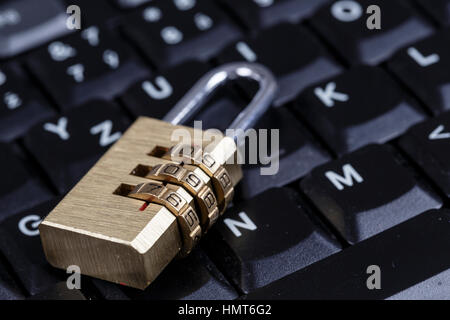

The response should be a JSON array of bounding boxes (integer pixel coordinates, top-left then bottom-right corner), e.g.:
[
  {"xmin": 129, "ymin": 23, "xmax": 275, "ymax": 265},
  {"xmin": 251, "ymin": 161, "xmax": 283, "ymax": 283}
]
[{"xmin": 39, "ymin": 62, "xmax": 277, "ymax": 290}]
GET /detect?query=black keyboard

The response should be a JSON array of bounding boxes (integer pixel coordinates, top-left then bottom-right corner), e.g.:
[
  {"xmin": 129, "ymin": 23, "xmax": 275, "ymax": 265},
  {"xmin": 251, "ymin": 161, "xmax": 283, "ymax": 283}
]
[{"xmin": 1, "ymin": 0, "xmax": 450, "ymax": 300}]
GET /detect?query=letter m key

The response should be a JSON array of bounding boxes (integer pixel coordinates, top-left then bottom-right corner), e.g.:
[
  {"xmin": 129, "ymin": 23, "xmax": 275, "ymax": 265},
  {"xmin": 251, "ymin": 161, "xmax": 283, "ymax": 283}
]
[{"xmin": 325, "ymin": 164, "xmax": 364, "ymax": 191}]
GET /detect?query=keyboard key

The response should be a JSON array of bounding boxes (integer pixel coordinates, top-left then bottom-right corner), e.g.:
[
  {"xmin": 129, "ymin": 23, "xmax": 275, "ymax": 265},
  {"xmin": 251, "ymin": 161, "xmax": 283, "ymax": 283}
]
[
  {"xmin": 399, "ymin": 112, "xmax": 450, "ymax": 199},
  {"xmin": 238, "ymin": 107, "xmax": 331, "ymax": 199},
  {"xmin": 23, "ymin": 100, "xmax": 130, "ymax": 194},
  {"xmin": 219, "ymin": 0, "xmax": 330, "ymax": 30},
  {"xmin": 388, "ymin": 30, "xmax": 450, "ymax": 115},
  {"xmin": 28, "ymin": 282, "xmax": 86, "ymax": 300},
  {"xmin": 121, "ymin": 61, "xmax": 210, "ymax": 120},
  {"xmin": 245, "ymin": 209, "xmax": 450, "ymax": 300},
  {"xmin": 120, "ymin": 248, "xmax": 238, "ymax": 300},
  {"xmin": 63, "ymin": 0, "xmax": 119, "ymax": 27},
  {"xmin": 111, "ymin": 0, "xmax": 152, "ymax": 9},
  {"xmin": 310, "ymin": 0, "xmax": 434, "ymax": 65},
  {"xmin": 0, "ymin": 0, "xmax": 72, "ymax": 58},
  {"xmin": 0, "ymin": 63, "xmax": 55, "ymax": 142},
  {"xmin": 0, "ymin": 199, "xmax": 66, "ymax": 295},
  {"xmin": 27, "ymin": 26, "xmax": 150, "ymax": 110},
  {"xmin": 0, "ymin": 262, "xmax": 24, "ymax": 300},
  {"xmin": 186, "ymin": 89, "xmax": 246, "ymax": 132},
  {"xmin": 416, "ymin": 0, "xmax": 450, "ymax": 26},
  {"xmin": 121, "ymin": 60, "xmax": 246, "ymax": 130},
  {"xmin": 122, "ymin": 0, "xmax": 242, "ymax": 68},
  {"xmin": 300, "ymin": 144, "xmax": 442, "ymax": 244},
  {"xmin": 0, "ymin": 143, "xmax": 53, "ymax": 221},
  {"xmin": 294, "ymin": 66, "xmax": 425, "ymax": 155},
  {"xmin": 217, "ymin": 23, "xmax": 342, "ymax": 106},
  {"xmin": 204, "ymin": 188, "xmax": 341, "ymax": 294}
]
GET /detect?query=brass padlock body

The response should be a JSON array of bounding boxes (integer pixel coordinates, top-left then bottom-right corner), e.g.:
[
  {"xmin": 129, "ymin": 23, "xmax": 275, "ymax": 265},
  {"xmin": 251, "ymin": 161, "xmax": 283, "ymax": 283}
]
[{"xmin": 39, "ymin": 117, "xmax": 242, "ymax": 290}]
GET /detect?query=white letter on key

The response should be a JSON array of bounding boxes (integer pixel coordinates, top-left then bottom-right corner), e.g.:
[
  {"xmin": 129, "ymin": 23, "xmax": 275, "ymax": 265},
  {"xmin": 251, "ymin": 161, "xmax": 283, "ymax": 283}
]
[
  {"xmin": 314, "ymin": 82, "xmax": 349, "ymax": 107},
  {"xmin": 44, "ymin": 117, "xmax": 70, "ymax": 140}
]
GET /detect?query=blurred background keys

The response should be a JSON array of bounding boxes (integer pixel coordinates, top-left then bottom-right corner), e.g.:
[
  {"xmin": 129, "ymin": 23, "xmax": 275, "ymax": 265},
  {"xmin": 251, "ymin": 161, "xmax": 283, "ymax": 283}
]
[
  {"xmin": 0, "ymin": 0, "xmax": 72, "ymax": 58},
  {"xmin": 112, "ymin": 0, "xmax": 152, "ymax": 10},
  {"xmin": 416, "ymin": 0, "xmax": 450, "ymax": 27},
  {"xmin": 122, "ymin": 0, "xmax": 241, "ymax": 69},
  {"xmin": 121, "ymin": 60, "xmax": 247, "ymax": 131},
  {"xmin": 399, "ymin": 112, "xmax": 450, "ymax": 199},
  {"xmin": 245, "ymin": 209, "xmax": 450, "ymax": 300},
  {"xmin": 0, "ymin": 262, "xmax": 24, "ymax": 300},
  {"xmin": 300, "ymin": 145, "xmax": 442, "ymax": 244},
  {"xmin": 27, "ymin": 26, "xmax": 149, "ymax": 110},
  {"xmin": 204, "ymin": 188, "xmax": 341, "ymax": 294},
  {"xmin": 310, "ymin": 0, "xmax": 433, "ymax": 65},
  {"xmin": 119, "ymin": 249, "xmax": 238, "ymax": 300},
  {"xmin": 0, "ymin": 199, "xmax": 66, "ymax": 296},
  {"xmin": 388, "ymin": 30, "xmax": 450, "ymax": 115},
  {"xmin": 294, "ymin": 66, "xmax": 425, "ymax": 155},
  {"xmin": 0, "ymin": 63, "xmax": 55, "ymax": 142},
  {"xmin": 121, "ymin": 61, "xmax": 211, "ymax": 119},
  {"xmin": 218, "ymin": 0, "xmax": 330, "ymax": 30},
  {"xmin": 23, "ymin": 100, "xmax": 130, "ymax": 194},
  {"xmin": 63, "ymin": 0, "xmax": 118, "ymax": 28},
  {"xmin": 0, "ymin": 143, "xmax": 53, "ymax": 221},
  {"xmin": 238, "ymin": 107, "xmax": 330, "ymax": 199},
  {"xmin": 217, "ymin": 23, "xmax": 342, "ymax": 106}
]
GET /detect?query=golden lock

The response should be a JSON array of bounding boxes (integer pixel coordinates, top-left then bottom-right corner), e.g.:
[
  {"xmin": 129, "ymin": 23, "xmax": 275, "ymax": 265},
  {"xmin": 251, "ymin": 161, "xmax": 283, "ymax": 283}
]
[{"xmin": 39, "ymin": 62, "xmax": 278, "ymax": 290}]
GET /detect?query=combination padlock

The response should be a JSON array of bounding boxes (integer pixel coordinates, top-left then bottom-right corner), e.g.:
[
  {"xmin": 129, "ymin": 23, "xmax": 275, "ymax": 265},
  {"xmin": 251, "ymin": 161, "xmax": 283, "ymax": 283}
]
[{"xmin": 39, "ymin": 62, "xmax": 278, "ymax": 290}]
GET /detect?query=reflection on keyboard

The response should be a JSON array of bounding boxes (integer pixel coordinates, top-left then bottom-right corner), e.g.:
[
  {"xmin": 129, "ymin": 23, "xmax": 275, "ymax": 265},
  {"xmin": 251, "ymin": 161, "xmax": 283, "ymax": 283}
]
[{"xmin": 0, "ymin": 0, "xmax": 450, "ymax": 300}]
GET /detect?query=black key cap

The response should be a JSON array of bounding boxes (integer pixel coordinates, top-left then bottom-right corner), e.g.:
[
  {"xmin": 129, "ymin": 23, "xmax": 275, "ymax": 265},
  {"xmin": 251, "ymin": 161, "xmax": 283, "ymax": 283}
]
[
  {"xmin": 0, "ymin": 0, "xmax": 72, "ymax": 58},
  {"xmin": 119, "ymin": 248, "xmax": 238, "ymax": 300},
  {"xmin": 388, "ymin": 30, "xmax": 450, "ymax": 115},
  {"xmin": 0, "ymin": 199, "xmax": 66, "ymax": 295},
  {"xmin": 0, "ymin": 63, "xmax": 55, "ymax": 142},
  {"xmin": 238, "ymin": 107, "xmax": 330, "ymax": 199},
  {"xmin": 121, "ymin": 61, "xmax": 210, "ymax": 120},
  {"xmin": 187, "ymin": 89, "xmax": 246, "ymax": 132},
  {"xmin": 416, "ymin": 0, "xmax": 450, "ymax": 27},
  {"xmin": 294, "ymin": 66, "xmax": 425, "ymax": 155},
  {"xmin": 28, "ymin": 282, "xmax": 86, "ymax": 300},
  {"xmin": 204, "ymin": 188, "xmax": 341, "ymax": 294},
  {"xmin": 0, "ymin": 262, "xmax": 24, "ymax": 300},
  {"xmin": 217, "ymin": 23, "xmax": 342, "ymax": 106},
  {"xmin": 63, "ymin": 0, "xmax": 118, "ymax": 28},
  {"xmin": 122, "ymin": 0, "xmax": 242, "ymax": 69},
  {"xmin": 111, "ymin": 0, "xmax": 152, "ymax": 9},
  {"xmin": 310, "ymin": 0, "xmax": 433, "ymax": 65},
  {"xmin": 399, "ymin": 112, "xmax": 450, "ymax": 199},
  {"xmin": 0, "ymin": 143, "xmax": 53, "ymax": 221},
  {"xmin": 23, "ymin": 100, "xmax": 130, "ymax": 194},
  {"xmin": 27, "ymin": 26, "xmax": 150, "ymax": 110},
  {"xmin": 300, "ymin": 144, "xmax": 442, "ymax": 244},
  {"xmin": 121, "ymin": 60, "xmax": 246, "ymax": 131},
  {"xmin": 245, "ymin": 209, "xmax": 450, "ymax": 300},
  {"xmin": 219, "ymin": 0, "xmax": 330, "ymax": 30}
]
